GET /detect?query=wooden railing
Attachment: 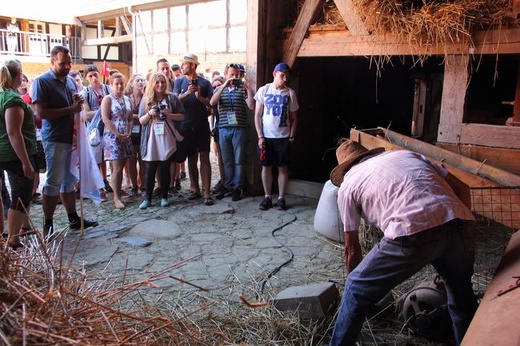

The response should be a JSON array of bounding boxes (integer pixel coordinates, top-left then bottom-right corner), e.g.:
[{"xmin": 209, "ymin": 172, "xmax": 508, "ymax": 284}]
[{"xmin": 0, "ymin": 29, "xmax": 81, "ymax": 59}]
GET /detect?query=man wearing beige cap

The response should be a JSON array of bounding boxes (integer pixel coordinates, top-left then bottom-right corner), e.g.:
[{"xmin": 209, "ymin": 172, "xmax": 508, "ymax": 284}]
[
  {"xmin": 173, "ymin": 53, "xmax": 214, "ymax": 205},
  {"xmin": 329, "ymin": 139, "xmax": 478, "ymax": 346}
]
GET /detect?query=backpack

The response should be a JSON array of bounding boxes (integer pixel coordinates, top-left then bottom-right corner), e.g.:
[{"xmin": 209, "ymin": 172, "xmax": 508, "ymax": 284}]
[
  {"xmin": 86, "ymin": 84, "xmax": 110, "ymax": 141},
  {"xmin": 87, "ymin": 108, "xmax": 103, "ymax": 147}
]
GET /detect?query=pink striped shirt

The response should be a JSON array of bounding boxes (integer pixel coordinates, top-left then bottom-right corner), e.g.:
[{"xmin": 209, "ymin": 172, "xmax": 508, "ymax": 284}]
[{"xmin": 337, "ymin": 150, "xmax": 475, "ymax": 239}]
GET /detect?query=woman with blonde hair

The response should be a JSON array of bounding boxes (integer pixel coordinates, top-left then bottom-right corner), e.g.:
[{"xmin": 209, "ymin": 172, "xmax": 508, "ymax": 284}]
[
  {"xmin": 138, "ymin": 72, "xmax": 184, "ymax": 209},
  {"xmin": 0, "ymin": 59, "xmax": 37, "ymax": 250},
  {"xmin": 124, "ymin": 73, "xmax": 146, "ymax": 196},
  {"xmin": 101, "ymin": 72, "xmax": 133, "ymax": 209}
]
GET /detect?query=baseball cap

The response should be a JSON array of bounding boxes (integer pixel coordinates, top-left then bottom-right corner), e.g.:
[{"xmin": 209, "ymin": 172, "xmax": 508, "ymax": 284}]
[
  {"xmin": 182, "ymin": 53, "xmax": 200, "ymax": 65},
  {"xmin": 274, "ymin": 63, "xmax": 291, "ymax": 73}
]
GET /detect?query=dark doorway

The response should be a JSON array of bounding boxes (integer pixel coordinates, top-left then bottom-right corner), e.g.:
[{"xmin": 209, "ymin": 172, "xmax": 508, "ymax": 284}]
[{"xmin": 290, "ymin": 56, "xmax": 445, "ymax": 183}]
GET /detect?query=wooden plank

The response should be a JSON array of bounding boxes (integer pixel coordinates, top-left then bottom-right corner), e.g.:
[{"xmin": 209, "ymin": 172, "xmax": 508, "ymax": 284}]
[
  {"xmin": 282, "ymin": 0, "xmax": 325, "ymax": 68},
  {"xmin": 450, "ymin": 123, "xmax": 520, "ymax": 149},
  {"xmin": 462, "ymin": 231, "xmax": 520, "ymax": 345},
  {"xmin": 84, "ymin": 35, "xmax": 132, "ymax": 45},
  {"xmin": 333, "ymin": 0, "xmax": 368, "ymax": 36},
  {"xmin": 438, "ymin": 143, "xmax": 520, "ymax": 176}
]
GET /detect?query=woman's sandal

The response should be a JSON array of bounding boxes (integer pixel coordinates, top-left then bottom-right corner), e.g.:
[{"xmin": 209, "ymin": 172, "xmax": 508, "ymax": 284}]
[{"xmin": 204, "ymin": 197, "xmax": 214, "ymax": 206}]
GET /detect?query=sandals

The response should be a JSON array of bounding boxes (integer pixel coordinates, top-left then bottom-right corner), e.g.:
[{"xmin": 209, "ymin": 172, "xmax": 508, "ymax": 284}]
[
  {"xmin": 187, "ymin": 191, "xmax": 202, "ymax": 200},
  {"xmin": 204, "ymin": 197, "xmax": 214, "ymax": 206}
]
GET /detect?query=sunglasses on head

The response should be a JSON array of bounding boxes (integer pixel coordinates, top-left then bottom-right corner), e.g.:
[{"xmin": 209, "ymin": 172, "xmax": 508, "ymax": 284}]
[{"xmin": 226, "ymin": 63, "xmax": 239, "ymax": 69}]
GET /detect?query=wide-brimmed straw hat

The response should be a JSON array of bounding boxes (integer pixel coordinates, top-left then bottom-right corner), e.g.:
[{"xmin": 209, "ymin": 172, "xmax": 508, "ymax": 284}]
[{"xmin": 330, "ymin": 140, "xmax": 384, "ymax": 186}]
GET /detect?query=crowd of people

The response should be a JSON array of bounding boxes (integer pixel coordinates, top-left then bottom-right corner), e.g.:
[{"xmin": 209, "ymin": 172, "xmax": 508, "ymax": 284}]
[
  {"xmin": 0, "ymin": 46, "xmax": 480, "ymax": 345},
  {"xmin": 0, "ymin": 45, "xmax": 300, "ymax": 250}
]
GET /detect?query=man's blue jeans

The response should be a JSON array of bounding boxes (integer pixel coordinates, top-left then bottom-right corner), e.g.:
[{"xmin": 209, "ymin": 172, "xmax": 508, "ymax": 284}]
[
  {"xmin": 330, "ymin": 219, "xmax": 478, "ymax": 346},
  {"xmin": 219, "ymin": 127, "xmax": 247, "ymax": 190}
]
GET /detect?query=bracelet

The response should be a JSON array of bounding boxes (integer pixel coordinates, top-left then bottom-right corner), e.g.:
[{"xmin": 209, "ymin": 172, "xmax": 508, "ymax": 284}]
[{"xmin": 258, "ymin": 136, "xmax": 264, "ymax": 139}]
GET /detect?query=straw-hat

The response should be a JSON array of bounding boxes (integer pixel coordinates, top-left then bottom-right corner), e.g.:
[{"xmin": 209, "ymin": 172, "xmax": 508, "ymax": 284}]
[{"xmin": 330, "ymin": 140, "xmax": 384, "ymax": 186}]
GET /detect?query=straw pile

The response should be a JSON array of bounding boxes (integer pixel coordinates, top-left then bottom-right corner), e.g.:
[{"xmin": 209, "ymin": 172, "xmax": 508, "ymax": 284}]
[
  {"xmin": 0, "ymin": 235, "xmax": 215, "ymax": 345},
  {"xmin": 352, "ymin": 0, "xmax": 513, "ymax": 49},
  {"xmin": 295, "ymin": 0, "xmax": 514, "ymax": 52}
]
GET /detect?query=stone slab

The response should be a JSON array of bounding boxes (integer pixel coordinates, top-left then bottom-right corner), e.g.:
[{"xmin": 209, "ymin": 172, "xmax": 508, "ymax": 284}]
[{"xmin": 273, "ymin": 282, "xmax": 339, "ymax": 319}]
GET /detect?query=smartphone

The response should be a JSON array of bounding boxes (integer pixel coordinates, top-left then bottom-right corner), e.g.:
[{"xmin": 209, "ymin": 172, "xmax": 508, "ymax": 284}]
[
  {"xmin": 232, "ymin": 78, "xmax": 243, "ymax": 86},
  {"xmin": 190, "ymin": 78, "xmax": 198, "ymax": 86}
]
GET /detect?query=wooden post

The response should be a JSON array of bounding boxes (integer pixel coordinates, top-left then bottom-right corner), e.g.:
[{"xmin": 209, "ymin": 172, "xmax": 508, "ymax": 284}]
[
  {"xmin": 508, "ymin": 56, "xmax": 520, "ymax": 126},
  {"xmin": 437, "ymin": 55, "xmax": 469, "ymax": 143}
]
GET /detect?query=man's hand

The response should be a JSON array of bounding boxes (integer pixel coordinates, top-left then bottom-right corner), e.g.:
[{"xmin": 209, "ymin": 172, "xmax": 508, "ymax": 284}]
[{"xmin": 344, "ymin": 231, "xmax": 363, "ymax": 274}]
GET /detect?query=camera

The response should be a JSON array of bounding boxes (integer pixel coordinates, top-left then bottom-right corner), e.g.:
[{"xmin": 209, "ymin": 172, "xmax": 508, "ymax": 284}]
[
  {"xmin": 232, "ymin": 78, "xmax": 243, "ymax": 86},
  {"xmin": 190, "ymin": 78, "xmax": 198, "ymax": 86},
  {"xmin": 152, "ymin": 104, "xmax": 167, "ymax": 120}
]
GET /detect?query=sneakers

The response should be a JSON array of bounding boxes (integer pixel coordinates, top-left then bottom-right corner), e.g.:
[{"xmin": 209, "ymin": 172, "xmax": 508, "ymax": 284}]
[
  {"xmin": 215, "ymin": 187, "xmax": 231, "ymax": 200},
  {"xmin": 69, "ymin": 218, "xmax": 98, "ymax": 230},
  {"xmin": 276, "ymin": 197, "xmax": 287, "ymax": 211},
  {"xmin": 231, "ymin": 189, "xmax": 242, "ymax": 202},
  {"xmin": 259, "ymin": 197, "xmax": 273, "ymax": 210},
  {"xmin": 161, "ymin": 198, "xmax": 170, "ymax": 207},
  {"xmin": 180, "ymin": 171, "xmax": 186, "ymax": 180},
  {"xmin": 129, "ymin": 188, "xmax": 138, "ymax": 197},
  {"xmin": 139, "ymin": 200, "xmax": 151, "ymax": 209}
]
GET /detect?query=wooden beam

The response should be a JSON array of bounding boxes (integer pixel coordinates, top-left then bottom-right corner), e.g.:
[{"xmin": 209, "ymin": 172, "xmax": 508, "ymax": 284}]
[
  {"xmin": 286, "ymin": 29, "xmax": 520, "ymax": 57},
  {"xmin": 84, "ymin": 35, "xmax": 133, "ymax": 46},
  {"xmin": 333, "ymin": 0, "xmax": 368, "ymax": 36},
  {"xmin": 282, "ymin": 0, "xmax": 325, "ymax": 68},
  {"xmin": 352, "ymin": 127, "xmax": 520, "ymax": 187}
]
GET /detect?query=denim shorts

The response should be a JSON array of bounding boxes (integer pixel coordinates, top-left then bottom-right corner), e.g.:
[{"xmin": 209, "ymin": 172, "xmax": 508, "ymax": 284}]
[
  {"xmin": 0, "ymin": 158, "xmax": 35, "ymax": 212},
  {"xmin": 42, "ymin": 141, "xmax": 78, "ymax": 196}
]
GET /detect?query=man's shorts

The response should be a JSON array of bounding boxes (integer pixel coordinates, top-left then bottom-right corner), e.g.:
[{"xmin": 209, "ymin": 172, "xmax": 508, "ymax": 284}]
[
  {"xmin": 173, "ymin": 124, "xmax": 211, "ymax": 163},
  {"xmin": 258, "ymin": 137, "xmax": 292, "ymax": 167}
]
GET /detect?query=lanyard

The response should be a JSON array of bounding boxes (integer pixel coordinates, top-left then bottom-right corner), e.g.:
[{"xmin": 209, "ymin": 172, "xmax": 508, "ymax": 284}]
[{"xmin": 226, "ymin": 87, "xmax": 236, "ymax": 111}]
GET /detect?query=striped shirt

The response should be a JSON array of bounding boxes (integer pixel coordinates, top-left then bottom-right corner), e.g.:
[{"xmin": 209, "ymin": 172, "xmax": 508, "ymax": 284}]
[
  {"xmin": 337, "ymin": 150, "xmax": 475, "ymax": 239},
  {"xmin": 216, "ymin": 86, "xmax": 249, "ymax": 128}
]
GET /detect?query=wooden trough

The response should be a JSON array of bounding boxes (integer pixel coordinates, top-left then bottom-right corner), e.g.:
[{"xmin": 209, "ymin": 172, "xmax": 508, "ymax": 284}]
[{"xmin": 349, "ymin": 127, "xmax": 520, "ymax": 229}]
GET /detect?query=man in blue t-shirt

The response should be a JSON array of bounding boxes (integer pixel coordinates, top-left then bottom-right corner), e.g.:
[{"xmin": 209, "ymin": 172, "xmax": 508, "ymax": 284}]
[
  {"xmin": 173, "ymin": 53, "xmax": 214, "ymax": 205},
  {"xmin": 32, "ymin": 45, "xmax": 98, "ymax": 237}
]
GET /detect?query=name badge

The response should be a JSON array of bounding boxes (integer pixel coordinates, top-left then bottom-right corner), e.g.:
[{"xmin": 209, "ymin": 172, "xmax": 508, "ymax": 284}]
[
  {"xmin": 154, "ymin": 121, "xmax": 165, "ymax": 135},
  {"xmin": 131, "ymin": 124, "xmax": 141, "ymax": 134},
  {"xmin": 227, "ymin": 111, "xmax": 238, "ymax": 125}
]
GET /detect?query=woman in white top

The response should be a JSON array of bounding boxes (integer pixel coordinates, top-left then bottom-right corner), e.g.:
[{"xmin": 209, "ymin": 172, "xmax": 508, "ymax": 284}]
[
  {"xmin": 138, "ymin": 72, "xmax": 184, "ymax": 209},
  {"xmin": 100, "ymin": 72, "xmax": 132, "ymax": 209}
]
